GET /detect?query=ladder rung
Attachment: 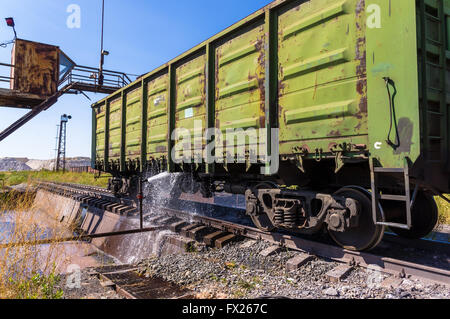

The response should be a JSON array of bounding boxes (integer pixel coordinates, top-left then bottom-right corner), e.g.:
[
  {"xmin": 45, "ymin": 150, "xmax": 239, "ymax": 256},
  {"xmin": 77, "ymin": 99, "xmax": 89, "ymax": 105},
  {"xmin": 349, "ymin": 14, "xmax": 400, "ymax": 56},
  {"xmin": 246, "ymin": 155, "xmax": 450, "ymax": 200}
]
[
  {"xmin": 374, "ymin": 168, "xmax": 405, "ymax": 173},
  {"xmin": 425, "ymin": 13, "xmax": 441, "ymax": 22},
  {"xmin": 426, "ymin": 62, "xmax": 444, "ymax": 68},
  {"xmin": 427, "ymin": 110, "xmax": 443, "ymax": 116},
  {"xmin": 426, "ymin": 38, "xmax": 443, "ymax": 46},
  {"xmin": 377, "ymin": 222, "xmax": 410, "ymax": 230},
  {"xmin": 429, "ymin": 136, "xmax": 443, "ymax": 140},
  {"xmin": 380, "ymin": 194, "xmax": 408, "ymax": 201},
  {"xmin": 427, "ymin": 86, "xmax": 443, "ymax": 93}
]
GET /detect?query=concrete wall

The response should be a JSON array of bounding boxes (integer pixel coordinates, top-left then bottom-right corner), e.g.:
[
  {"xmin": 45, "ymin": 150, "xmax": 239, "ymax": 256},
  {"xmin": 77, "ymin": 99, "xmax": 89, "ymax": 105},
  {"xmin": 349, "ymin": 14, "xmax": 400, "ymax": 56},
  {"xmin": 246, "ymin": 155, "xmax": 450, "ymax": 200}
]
[
  {"xmin": 34, "ymin": 190, "xmax": 81, "ymax": 227},
  {"xmin": 34, "ymin": 189, "xmax": 187, "ymax": 264}
]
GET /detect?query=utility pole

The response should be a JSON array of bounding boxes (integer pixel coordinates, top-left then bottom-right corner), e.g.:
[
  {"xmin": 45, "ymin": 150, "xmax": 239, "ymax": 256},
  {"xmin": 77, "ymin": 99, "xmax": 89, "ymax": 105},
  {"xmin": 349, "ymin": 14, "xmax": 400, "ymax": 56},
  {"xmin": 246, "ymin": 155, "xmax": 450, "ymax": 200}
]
[
  {"xmin": 98, "ymin": 0, "xmax": 109, "ymax": 86},
  {"xmin": 55, "ymin": 114, "xmax": 72, "ymax": 173},
  {"xmin": 53, "ymin": 124, "xmax": 60, "ymax": 171}
]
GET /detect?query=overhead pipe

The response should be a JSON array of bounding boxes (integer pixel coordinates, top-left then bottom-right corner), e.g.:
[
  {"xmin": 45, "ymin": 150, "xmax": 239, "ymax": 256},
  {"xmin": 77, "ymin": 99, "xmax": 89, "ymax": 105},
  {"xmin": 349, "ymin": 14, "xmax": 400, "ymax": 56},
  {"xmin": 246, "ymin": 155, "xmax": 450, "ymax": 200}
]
[{"xmin": 0, "ymin": 226, "xmax": 164, "ymax": 249}]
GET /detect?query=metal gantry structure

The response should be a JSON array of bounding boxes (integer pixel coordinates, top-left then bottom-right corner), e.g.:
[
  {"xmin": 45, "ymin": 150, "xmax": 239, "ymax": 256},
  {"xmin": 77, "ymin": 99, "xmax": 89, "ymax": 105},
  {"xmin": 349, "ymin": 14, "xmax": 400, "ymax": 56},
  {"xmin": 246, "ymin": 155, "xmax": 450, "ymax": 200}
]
[
  {"xmin": 55, "ymin": 114, "xmax": 72, "ymax": 172},
  {"xmin": 0, "ymin": 7, "xmax": 135, "ymax": 144}
]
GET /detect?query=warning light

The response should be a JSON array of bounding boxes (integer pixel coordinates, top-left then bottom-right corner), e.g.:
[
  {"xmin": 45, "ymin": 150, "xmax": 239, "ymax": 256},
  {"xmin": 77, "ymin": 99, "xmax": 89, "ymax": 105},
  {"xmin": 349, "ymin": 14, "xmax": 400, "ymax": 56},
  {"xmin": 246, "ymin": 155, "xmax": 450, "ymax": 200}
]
[{"xmin": 5, "ymin": 17, "xmax": 15, "ymax": 27}]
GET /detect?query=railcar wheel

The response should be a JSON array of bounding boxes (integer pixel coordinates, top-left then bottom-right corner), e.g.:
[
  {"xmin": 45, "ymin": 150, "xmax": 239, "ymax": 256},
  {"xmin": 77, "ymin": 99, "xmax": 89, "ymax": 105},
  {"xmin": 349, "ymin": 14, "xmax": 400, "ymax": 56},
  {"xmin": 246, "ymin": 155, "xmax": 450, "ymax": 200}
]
[
  {"xmin": 250, "ymin": 214, "xmax": 276, "ymax": 232},
  {"xmin": 328, "ymin": 188, "xmax": 385, "ymax": 251},
  {"xmin": 387, "ymin": 192, "xmax": 438, "ymax": 239}
]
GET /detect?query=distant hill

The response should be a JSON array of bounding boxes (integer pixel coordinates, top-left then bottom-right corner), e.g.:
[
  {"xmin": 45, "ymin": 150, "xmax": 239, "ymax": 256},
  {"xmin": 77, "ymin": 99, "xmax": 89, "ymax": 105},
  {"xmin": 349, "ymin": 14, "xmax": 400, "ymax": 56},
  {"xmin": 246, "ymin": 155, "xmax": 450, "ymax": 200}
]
[
  {"xmin": 0, "ymin": 158, "xmax": 32, "ymax": 171},
  {"xmin": 0, "ymin": 157, "xmax": 91, "ymax": 172}
]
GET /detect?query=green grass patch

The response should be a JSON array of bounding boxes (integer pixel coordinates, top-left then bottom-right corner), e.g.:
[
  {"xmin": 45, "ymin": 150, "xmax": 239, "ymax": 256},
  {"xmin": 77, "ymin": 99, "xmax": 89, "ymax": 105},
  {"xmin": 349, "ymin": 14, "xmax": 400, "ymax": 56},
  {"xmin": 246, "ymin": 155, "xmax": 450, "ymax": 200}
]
[
  {"xmin": 0, "ymin": 170, "xmax": 109, "ymax": 188},
  {"xmin": 8, "ymin": 271, "xmax": 64, "ymax": 299},
  {"xmin": 237, "ymin": 279, "xmax": 255, "ymax": 291},
  {"xmin": 436, "ymin": 195, "xmax": 450, "ymax": 225}
]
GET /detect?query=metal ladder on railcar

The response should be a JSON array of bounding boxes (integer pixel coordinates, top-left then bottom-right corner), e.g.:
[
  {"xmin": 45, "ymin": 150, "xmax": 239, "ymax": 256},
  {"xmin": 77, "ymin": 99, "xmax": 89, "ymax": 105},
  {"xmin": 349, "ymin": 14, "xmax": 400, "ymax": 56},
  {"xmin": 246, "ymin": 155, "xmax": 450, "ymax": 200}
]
[
  {"xmin": 419, "ymin": 0, "xmax": 448, "ymax": 170},
  {"xmin": 369, "ymin": 158, "xmax": 417, "ymax": 230}
]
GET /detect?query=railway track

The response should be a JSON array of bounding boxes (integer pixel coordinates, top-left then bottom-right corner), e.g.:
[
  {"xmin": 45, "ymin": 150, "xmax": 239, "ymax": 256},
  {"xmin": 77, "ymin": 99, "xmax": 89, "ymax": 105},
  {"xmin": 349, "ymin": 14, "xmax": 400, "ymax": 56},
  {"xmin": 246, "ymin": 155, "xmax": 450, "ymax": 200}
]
[
  {"xmin": 36, "ymin": 181, "xmax": 450, "ymax": 289},
  {"xmin": 55, "ymin": 182, "xmax": 114, "ymax": 195},
  {"xmin": 39, "ymin": 181, "xmax": 115, "ymax": 197}
]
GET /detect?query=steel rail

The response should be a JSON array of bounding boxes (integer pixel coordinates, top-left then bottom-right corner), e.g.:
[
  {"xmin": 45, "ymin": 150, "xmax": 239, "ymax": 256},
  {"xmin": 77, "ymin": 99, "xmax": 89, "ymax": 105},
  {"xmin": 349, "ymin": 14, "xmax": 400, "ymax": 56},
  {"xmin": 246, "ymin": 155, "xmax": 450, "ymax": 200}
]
[
  {"xmin": 37, "ymin": 182, "xmax": 450, "ymax": 286},
  {"xmin": 155, "ymin": 207, "xmax": 450, "ymax": 285},
  {"xmin": 37, "ymin": 180, "xmax": 113, "ymax": 196}
]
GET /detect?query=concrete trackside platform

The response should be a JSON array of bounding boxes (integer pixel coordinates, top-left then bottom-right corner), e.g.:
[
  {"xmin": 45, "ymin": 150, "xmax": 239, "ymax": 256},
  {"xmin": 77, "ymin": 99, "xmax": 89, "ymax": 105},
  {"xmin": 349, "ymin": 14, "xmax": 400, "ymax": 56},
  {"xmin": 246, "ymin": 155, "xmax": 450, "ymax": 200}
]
[{"xmin": 33, "ymin": 189, "xmax": 189, "ymax": 266}]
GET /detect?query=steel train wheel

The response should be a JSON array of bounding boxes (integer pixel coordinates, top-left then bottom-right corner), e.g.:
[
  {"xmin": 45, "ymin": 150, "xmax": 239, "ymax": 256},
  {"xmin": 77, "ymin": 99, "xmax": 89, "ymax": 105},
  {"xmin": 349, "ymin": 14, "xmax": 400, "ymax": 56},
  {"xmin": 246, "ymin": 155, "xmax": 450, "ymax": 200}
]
[
  {"xmin": 345, "ymin": 186, "xmax": 386, "ymax": 251},
  {"xmin": 250, "ymin": 214, "xmax": 276, "ymax": 232},
  {"xmin": 328, "ymin": 188, "xmax": 385, "ymax": 251},
  {"xmin": 387, "ymin": 192, "xmax": 438, "ymax": 239}
]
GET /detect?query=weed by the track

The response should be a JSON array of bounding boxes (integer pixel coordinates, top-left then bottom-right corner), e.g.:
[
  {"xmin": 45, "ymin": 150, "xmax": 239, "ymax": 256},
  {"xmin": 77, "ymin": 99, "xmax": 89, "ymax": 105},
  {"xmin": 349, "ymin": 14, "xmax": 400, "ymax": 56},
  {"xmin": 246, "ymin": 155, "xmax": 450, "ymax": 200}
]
[
  {"xmin": 0, "ymin": 186, "xmax": 74, "ymax": 299},
  {"xmin": 436, "ymin": 196, "xmax": 450, "ymax": 225}
]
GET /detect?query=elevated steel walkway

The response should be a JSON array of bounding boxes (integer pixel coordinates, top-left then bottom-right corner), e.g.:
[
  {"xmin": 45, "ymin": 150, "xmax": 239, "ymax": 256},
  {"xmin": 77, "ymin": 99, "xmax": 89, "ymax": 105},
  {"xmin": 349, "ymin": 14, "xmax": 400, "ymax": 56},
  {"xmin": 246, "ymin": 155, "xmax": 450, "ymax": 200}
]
[{"xmin": 0, "ymin": 41, "xmax": 134, "ymax": 142}]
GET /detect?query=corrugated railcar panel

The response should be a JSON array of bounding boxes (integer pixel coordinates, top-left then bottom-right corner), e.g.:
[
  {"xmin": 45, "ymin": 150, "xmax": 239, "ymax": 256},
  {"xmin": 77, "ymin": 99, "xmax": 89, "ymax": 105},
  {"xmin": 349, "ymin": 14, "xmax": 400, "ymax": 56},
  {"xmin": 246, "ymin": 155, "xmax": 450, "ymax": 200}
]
[
  {"xmin": 447, "ymin": 0, "xmax": 450, "ymax": 174},
  {"xmin": 175, "ymin": 54, "xmax": 206, "ymax": 161},
  {"xmin": 125, "ymin": 86, "xmax": 142, "ymax": 161},
  {"xmin": 414, "ymin": 0, "xmax": 450, "ymax": 190},
  {"xmin": 108, "ymin": 97, "xmax": 122, "ymax": 161},
  {"xmin": 147, "ymin": 73, "xmax": 169, "ymax": 159},
  {"xmin": 278, "ymin": 0, "xmax": 368, "ymax": 155},
  {"xmin": 215, "ymin": 20, "xmax": 266, "ymax": 160},
  {"xmin": 95, "ymin": 103, "xmax": 106, "ymax": 162}
]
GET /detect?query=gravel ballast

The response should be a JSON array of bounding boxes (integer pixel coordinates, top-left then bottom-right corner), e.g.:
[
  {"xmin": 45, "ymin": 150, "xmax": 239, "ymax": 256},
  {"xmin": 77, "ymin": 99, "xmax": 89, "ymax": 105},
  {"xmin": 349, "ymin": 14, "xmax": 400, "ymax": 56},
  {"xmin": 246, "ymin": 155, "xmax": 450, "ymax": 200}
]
[{"xmin": 136, "ymin": 239, "xmax": 450, "ymax": 299}]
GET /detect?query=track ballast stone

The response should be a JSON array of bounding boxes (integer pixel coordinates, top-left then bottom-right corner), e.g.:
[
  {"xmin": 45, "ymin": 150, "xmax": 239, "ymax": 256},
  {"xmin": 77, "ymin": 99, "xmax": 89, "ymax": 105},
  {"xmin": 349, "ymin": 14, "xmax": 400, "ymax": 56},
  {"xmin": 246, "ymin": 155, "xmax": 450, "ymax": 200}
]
[{"xmin": 136, "ymin": 239, "xmax": 450, "ymax": 299}]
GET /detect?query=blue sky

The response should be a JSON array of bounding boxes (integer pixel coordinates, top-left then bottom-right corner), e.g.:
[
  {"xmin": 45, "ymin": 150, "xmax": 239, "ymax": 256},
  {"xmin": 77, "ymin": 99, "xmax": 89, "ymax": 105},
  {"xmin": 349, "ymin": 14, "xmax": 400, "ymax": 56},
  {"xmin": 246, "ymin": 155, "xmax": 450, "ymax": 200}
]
[{"xmin": 0, "ymin": 0, "xmax": 272, "ymax": 160}]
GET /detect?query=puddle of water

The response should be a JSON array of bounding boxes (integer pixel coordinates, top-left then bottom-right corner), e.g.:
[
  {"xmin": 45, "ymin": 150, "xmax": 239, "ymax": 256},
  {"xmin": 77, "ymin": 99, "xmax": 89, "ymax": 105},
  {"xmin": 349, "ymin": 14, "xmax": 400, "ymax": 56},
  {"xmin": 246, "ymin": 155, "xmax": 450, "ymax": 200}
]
[
  {"xmin": 0, "ymin": 209, "xmax": 117, "ymax": 275},
  {"xmin": 0, "ymin": 210, "xmax": 63, "ymax": 244},
  {"xmin": 0, "ymin": 221, "xmax": 14, "ymax": 243}
]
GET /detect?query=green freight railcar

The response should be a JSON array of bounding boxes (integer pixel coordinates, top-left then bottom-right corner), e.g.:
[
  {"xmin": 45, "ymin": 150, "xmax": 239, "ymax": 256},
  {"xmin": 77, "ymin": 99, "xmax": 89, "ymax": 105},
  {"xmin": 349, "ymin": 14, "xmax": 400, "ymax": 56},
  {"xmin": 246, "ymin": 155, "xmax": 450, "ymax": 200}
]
[{"xmin": 92, "ymin": 0, "xmax": 450, "ymax": 251}]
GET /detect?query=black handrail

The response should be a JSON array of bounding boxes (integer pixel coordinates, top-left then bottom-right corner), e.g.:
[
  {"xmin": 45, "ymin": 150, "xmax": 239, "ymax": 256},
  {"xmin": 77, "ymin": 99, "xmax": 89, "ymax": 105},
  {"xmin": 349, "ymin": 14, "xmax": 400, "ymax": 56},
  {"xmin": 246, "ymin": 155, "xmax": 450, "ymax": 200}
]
[
  {"xmin": 59, "ymin": 65, "xmax": 133, "ymax": 91},
  {"xmin": 0, "ymin": 63, "xmax": 14, "ymax": 84}
]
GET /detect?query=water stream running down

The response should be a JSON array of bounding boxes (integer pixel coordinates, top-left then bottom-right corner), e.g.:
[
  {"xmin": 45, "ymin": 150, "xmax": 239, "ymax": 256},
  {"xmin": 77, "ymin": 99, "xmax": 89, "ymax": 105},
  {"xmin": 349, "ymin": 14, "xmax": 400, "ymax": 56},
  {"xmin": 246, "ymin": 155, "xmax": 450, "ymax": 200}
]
[
  {"xmin": 108, "ymin": 172, "xmax": 255, "ymax": 264},
  {"xmin": 143, "ymin": 172, "xmax": 251, "ymax": 223},
  {"xmin": 107, "ymin": 173, "xmax": 185, "ymax": 264},
  {"xmin": 143, "ymin": 172, "xmax": 184, "ymax": 213}
]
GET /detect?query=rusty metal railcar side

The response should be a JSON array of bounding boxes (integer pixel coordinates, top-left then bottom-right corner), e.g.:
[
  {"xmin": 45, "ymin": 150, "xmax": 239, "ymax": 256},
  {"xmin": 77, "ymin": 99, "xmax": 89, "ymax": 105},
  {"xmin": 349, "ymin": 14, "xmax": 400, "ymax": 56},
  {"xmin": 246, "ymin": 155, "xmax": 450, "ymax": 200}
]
[
  {"xmin": 91, "ymin": 0, "xmax": 450, "ymax": 193},
  {"xmin": 173, "ymin": 52, "xmax": 207, "ymax": 166},
  {"xmin": 124, "ymin": 85, "xmax": 143, "ymax": 170},
  {"xmin": 91, "ymin": 0, "xmax": 450, "ymax": 249},
  {"xmin": 147, "ymin": 73, "xmax": 170, "ymax": 169}
]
